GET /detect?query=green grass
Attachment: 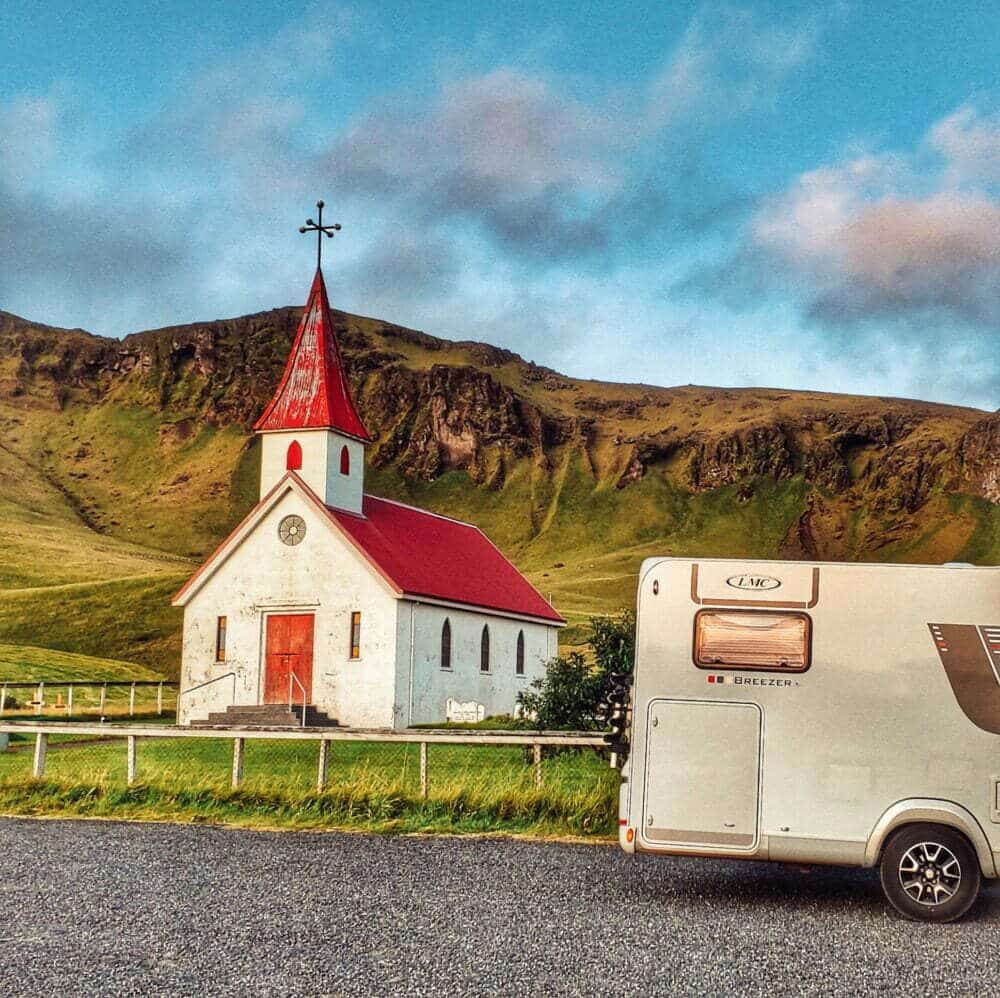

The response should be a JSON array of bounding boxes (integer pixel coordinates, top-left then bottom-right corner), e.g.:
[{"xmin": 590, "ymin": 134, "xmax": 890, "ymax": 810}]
[
  {"xmin": 0, "ymin": 736, "xmax": 617, "ymax": 837},
  {"xmin": 953, "ymin": 494, "xmax": 1000, "ymax": 564},
  {"xmin": 0, "ymin": 574, "xmax": 187, "ymax": 676},
  {"xmin": 0, "ymin": 643, "xmax": 165, "ymax": 682}
]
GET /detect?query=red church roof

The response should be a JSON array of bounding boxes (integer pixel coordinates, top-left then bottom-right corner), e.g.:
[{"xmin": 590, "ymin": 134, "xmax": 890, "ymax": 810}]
[
  {"xmin": 326, "ymin": 495, "xmax": 564, "ymax": 624},
  {"xmin": 254, "ymin": 269, "xmax": 370, "ymax": 439}
]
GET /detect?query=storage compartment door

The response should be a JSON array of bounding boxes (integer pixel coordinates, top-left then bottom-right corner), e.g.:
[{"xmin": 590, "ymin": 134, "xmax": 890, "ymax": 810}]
[{"xmin": 642, "ymin": 700, "xmax": 761, "ymax": 851}]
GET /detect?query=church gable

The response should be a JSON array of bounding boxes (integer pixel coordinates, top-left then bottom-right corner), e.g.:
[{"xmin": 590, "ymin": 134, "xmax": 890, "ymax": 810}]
[{"xmin": 172, "ymin": 474, "xmax": 400, "ymax": 608}]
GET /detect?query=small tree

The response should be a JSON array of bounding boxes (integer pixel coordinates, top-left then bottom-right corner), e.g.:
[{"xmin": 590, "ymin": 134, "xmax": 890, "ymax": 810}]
[
  {"xmin": 517, "ymin": 609, "xmax": 636, "ymax": 730},
  {"xmin": 590, "ymin": 609, "xmax": 635, "ymax": 679},
  {"xmin": 516, "ymin": 652, "xmax": 606, "ymax": 730}
]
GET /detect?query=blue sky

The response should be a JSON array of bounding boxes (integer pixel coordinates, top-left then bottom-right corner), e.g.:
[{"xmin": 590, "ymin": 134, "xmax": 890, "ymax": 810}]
[{"xmin": 1, "ymin": 1, "xmax": 997, "ymax": 409}]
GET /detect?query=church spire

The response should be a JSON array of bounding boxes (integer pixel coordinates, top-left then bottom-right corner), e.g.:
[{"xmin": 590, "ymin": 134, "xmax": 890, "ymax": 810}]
[{"xmin": 254, "ymin": 265, "xmax": 370, "ymax": 440}]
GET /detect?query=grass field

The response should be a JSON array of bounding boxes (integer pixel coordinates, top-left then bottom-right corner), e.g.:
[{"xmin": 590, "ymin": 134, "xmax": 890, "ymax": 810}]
[{"xmin": 0, "ymin": 733, "xmax": 617, "ymax": 837}]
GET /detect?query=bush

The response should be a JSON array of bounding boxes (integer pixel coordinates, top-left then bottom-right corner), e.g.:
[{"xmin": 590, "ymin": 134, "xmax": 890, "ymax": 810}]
[{"xmin": 517, "ymin": 609, "xmax": 635, "ymax": 730}]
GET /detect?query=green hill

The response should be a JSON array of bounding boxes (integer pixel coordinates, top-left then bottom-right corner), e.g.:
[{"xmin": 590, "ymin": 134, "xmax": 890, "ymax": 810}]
[
  {"xmin": 0, "ymin": 305, "xmax": 996, "ymax": 677},
  {"xmin": 0, "ymin": 643, "xmax": 165, "ymax": 683}
]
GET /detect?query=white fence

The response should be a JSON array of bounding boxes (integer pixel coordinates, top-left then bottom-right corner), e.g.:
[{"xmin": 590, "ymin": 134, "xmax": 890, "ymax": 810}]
[
  {"xmin": 0, "ymin": 681, "xmax": 176, "ymax": 717},
  {"xmin": 0, "ymin": 722, "xmax": 607, "ymax": 797}
]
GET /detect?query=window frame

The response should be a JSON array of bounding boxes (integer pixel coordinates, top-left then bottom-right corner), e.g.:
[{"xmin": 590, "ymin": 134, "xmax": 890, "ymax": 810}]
[
  {"xmin": 340, "ymin": 445, "xmax": 350, "ymax": 476},
  {"xmin": 440, "ymin": 618, "xmax": 452, "ymax": 671},
  {"xmin": 515, "ymin": 630, "xmax": 525, "ymax": 676},
  {"xmin": 692, "ymin": 608, "xmax": 812, "ymax": 674},
  {"xmin": 480, "ymin": 624, "xmax": 490, "ymax": 673},
  {"xmin": 349, "ymin": 611, "xmax": 361, "ymax": 660},
  {"xmin": 215, "ymin": 615, "xmax": 227, "ymax": 663}
]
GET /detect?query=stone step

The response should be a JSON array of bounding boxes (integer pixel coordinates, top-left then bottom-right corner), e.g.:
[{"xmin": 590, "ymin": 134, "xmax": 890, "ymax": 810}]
[{"xmin": 191, "ymin": 703, "xmax": 339, "ymax": 728}]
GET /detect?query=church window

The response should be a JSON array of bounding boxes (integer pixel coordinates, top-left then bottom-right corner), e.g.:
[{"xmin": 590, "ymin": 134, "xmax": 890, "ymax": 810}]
[
  {"xmin": 215, "ymin": 616, "xmax": 227, "ymax": 662},
  {"xmin": 441, "ymin": 619, "xmax": 452, "ymax": 670},
  {"xmin": 516, "ymin": 630, "xmax": 525, "ymax": 675},
  {"xmin": 340, "ymin": 445, "xmax": 350, "ymax": 475},
  {"xmin": 480, "ymin": 625, "xmax": 490, "ymax": 672},
  {"xmin": 349, "ymin": 612, "xmax": 361, "ymax": 659},
  {"xmin": 286, "ymin": 440, "xmax": 303, "ymax": 471}
]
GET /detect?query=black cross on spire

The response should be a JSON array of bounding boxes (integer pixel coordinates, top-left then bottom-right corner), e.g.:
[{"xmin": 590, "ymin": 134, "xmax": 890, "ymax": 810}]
[{"xmin": 299, "ymin": 200, "xmax": 341, "ymax": 270}]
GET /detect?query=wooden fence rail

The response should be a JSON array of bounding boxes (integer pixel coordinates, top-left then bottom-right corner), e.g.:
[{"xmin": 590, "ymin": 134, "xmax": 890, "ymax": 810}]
[
  {"xmin": 0, "ymin": 722, "xmax": 607, "ymax": 795},
  {"xmin": 0, "ymin": 681, "xmax": 177, "ymax": 718}
]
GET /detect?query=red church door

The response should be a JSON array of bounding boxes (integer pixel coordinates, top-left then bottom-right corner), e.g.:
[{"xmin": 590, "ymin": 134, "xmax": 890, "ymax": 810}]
[{"xmin": 264, "ymin": 614, "xmax": 314, "ymax": 704}]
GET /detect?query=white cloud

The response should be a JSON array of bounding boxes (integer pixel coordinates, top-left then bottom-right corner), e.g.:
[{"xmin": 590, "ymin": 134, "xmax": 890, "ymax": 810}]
[
  {"xmin": 0, "ymin": 93, "xmax": 59, "ymax": 190},
  {"xmin": 739, "ymin": 101, "xmax": 1000, "ymax": 407},
  {"xmin": 645, "ymin": 2, "xmax": 827, "ymax": 130},
  {"xmin": 927, "ymin": 103, "xmax": 1000, "ymax": 186}
]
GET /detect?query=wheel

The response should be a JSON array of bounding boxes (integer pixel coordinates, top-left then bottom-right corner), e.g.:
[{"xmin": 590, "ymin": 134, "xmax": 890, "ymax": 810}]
[{"xmin": 879, "ymin": 823, "xmax": 981, "ymax": 922}]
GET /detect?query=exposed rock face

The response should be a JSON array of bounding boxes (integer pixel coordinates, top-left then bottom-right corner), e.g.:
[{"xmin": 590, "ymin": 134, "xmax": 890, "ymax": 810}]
[{"xmin": 960, "ymin": 414, "xmax": 1000, "ymax": 503}]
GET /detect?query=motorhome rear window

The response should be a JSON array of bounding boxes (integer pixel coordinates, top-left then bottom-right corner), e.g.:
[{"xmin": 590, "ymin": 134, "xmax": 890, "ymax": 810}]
[{"xmin": 694, "ymin": 610, "xmax": 811, "ymax": 672}]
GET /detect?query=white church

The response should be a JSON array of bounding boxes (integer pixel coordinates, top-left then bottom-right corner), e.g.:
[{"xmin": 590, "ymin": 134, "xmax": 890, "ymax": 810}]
[{"xmin": 173, "ymin": 257, "xmax": 563, "ymax": 729}]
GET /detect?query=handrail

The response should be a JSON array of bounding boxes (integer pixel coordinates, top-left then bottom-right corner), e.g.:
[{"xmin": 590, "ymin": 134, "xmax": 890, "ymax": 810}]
[
  {"xmin": 177, "ymin": 672, "xmax": 237, "ymax": 711},
  {"xmin": 288, "ymin": 671, "xmax": 307, "ymax": 729}
]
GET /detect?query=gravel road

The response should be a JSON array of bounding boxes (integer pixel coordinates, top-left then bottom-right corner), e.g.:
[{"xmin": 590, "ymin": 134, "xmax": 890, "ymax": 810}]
[{"xmin": 1, "ymin": 817, "xmax": 998, "ymax": 997}]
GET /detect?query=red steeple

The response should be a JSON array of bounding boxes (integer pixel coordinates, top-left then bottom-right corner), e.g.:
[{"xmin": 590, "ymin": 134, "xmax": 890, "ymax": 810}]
[{"xmin": 254, "ymin": 268, "xmax": 370, "ymax": 440}]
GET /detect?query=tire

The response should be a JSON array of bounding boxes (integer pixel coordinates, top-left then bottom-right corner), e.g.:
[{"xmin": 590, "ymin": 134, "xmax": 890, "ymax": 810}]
[{"xmin": 879, "ymin": 823, "xmax": 981, "ymax": 922}]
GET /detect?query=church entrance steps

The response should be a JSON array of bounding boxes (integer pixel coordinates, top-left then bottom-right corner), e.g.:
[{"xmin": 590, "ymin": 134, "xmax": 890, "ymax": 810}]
[{"xmin": 191, "ymin": 704, "xmax": 339, "ymax": 728}]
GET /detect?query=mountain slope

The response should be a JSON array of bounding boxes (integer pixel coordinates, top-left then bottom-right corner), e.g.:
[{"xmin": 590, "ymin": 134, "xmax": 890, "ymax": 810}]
[{"xmin": 0, "ymin": 306, "xmax": 996, "ymax": 672}]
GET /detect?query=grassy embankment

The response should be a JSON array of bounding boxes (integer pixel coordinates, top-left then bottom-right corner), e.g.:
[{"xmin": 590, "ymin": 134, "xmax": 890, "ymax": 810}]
[
  {"xmin": 0, "ymin": 734, "xmax": 617, "ymax": 837},
  {"xmin": 0, "ymin": 644, "xmax": 175, "ymax": 716}
]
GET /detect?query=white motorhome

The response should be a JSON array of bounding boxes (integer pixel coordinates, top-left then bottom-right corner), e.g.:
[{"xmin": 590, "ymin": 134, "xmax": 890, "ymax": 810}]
[{"xmin": 616, "ymin": 557, "xmax": 1000, "ymax": 921}]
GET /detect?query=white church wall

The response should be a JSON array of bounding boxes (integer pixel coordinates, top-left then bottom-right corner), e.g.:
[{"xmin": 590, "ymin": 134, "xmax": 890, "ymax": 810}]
[
  {"xmin": 260, "ymin": 430, "xmax": 329, "ymax": 500},
  {"xmin": 396, "ymin": 601, "xmax": 558, "ymax": 726},
  {"xmin": 259, "ymin": 430, "xmax": 364, "ymax": 514},
  {"xmin": 324, "ymin": 436, "xmax": 364, "ymax": 514},
  {"xmin": 178, "ymin": 488, "xmax": 398, "ymax": 726}
]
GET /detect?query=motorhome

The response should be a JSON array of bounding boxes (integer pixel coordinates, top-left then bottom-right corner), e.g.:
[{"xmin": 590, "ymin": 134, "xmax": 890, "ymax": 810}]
[{"xmin": 615, "ymin": 557, "xmax": 1000, "ymax": 921}]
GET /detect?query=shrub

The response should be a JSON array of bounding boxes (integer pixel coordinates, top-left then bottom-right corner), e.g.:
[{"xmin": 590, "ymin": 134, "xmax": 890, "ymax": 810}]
[{"xmin": 518, "ymin": 609, "xmax": 635, "ymax": 730}]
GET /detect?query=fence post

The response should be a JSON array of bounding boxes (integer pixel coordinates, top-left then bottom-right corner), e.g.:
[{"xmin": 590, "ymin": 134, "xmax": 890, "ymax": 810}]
[
  {"xmin": 32, "ymin": 732, "xmax": 48, "ymax": 778},
  {"xmin": 99, "ymin": 684, "xmax": 107, "ymax": 714},
  {"xmin": 533, "ymin": 743, "xmax": 543, "ymax": 789},
  {"xmin": 232, "ymin": 737, "xmax": 245, "ymax": 789},
  {"xmin": 0, "ymin": 684, "xmax": 6, "ymax": 716},
  {"xmin": 317, "ymin": 739, "xmax": 330, "ymax": 790},
  {"xmin": 157, "ymin": 682, "xmax": 164, "ymax": 716},
  {"xmin": 35, "ymin": 682, "xmax": 44, "ymax": 716},
  {"xmin": 129, "ymin": 682, "xmax": 136, "ymax": 717},
  {"xmin": 419, "ymin": 741, "xmax": 428, "ymax": 799},
  {"xmin": 67, "ymin": 684, "xmax": 74, "ymax": 717},
  {"xmin": 126, "ymin": 736, "xmax": 138, "ymax": 785}
]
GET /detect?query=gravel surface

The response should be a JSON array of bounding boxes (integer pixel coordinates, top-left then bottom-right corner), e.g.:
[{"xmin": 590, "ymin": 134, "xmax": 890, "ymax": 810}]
[{"xmin": 1, "ymin": 817, "xmax": 998, "ymax": 997}]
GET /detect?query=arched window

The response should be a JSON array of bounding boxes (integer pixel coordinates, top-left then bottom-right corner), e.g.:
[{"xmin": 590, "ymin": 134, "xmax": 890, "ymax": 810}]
[
  {"xmin": 480, "ymin": 625, "xmax": 490, "ymax": 672},
  {"xmin": 441, "ymin": 619, "xmax": 451, "ymax": 670},
  {"xmin": 286, "ymin": 440, "xmax": 302, "ymax": 471},
  {"xmin": 516, "ymin": 630, "xmax": 525, "ymax": 675},
  {"xmin": 340, "ymin": 445, "xmax": 350, "ymax": 475}
]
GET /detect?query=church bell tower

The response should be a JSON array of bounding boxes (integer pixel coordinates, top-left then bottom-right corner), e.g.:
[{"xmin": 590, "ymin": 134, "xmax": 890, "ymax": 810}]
[{"xmin": 254, "ymin": 203, "xmax": 369, "ymax": 515}]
